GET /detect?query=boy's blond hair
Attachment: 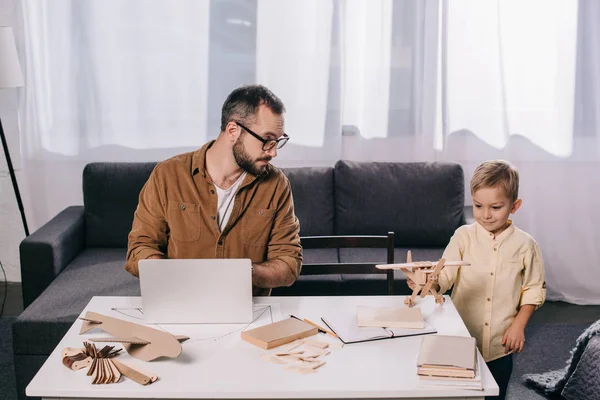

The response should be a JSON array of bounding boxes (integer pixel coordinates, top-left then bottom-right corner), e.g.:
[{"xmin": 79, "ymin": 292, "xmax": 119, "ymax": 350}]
[{"xmin": 470, "ymin": 160, "xmax": 519, "ymax": 202}]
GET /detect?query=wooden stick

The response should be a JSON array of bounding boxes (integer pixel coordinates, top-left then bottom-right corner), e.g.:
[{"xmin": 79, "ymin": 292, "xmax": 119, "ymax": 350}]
[{"xmin": 111, "ymin": 359, "xmax": 154, "ymax": 385}]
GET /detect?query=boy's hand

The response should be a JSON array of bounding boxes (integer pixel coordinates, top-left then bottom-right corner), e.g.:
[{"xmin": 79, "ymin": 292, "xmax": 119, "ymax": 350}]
[{"xmin": 502, "ymin": 322, "xmax": 526, "ymax": 354}]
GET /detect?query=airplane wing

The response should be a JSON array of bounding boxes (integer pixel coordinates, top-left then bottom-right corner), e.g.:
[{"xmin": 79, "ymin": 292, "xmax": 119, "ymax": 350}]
[{"xmin": 88, "ymin": 337, "xmax": 151, "ymax": 345}]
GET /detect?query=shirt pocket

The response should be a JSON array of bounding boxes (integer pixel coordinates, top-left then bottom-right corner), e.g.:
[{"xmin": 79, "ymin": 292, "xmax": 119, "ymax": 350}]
[
  {"xmin": 167, "ymin": 201, "xmax": 201, "ymax": 242},
  {"xmin": 502, "ymin": 259, "xmax": 523, "ymax": 271},
  {"xmin": 242, "ymin": 207, "xmax": 276, "ymax": 246}
]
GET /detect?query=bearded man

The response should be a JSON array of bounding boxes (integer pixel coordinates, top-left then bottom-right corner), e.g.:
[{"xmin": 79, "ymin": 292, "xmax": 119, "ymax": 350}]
[{"xmin": 125, "ymin": 85, "xmax": 302, "ymax": 295}]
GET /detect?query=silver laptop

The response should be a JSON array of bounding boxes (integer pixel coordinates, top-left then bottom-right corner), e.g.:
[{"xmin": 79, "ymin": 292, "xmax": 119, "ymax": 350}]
[{"xmin": 138, "ymin": 258, "xmax": 253, "ymax": 324}]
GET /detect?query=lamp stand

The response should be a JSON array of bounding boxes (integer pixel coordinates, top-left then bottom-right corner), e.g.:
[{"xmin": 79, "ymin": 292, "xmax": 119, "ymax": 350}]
[{"xmin": 0, "ymin": 116, "xmax": 29, "ymax": 236}]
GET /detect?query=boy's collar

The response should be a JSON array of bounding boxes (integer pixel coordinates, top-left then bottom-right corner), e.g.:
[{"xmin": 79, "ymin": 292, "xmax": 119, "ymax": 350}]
[{"xmin": 476, "ymin": 219, "xmax": 514, "ymax": 241}]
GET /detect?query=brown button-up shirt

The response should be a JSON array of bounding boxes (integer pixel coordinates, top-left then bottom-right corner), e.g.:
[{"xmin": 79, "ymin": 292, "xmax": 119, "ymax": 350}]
[{"xmin": 125, "ymin": 141, "xmax": 302, "ymax": 295}]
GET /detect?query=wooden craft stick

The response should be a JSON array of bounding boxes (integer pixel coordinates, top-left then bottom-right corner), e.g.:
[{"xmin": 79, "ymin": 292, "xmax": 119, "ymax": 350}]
[
  {"xmin": 62, "ymin": 347, "xmax": 85, "ymax": 357},
  {"xmin": 304, "ymin": 339, "xmax": 329, "ymax": 349},
  {"xmin": 63, "ymin": 355, "xmax": 92, "ymax": 371},
  {"xmin": 274, "ymin": 350, "xmax": 304, "ymax": 356},
  {"xmin": 285, "ymin": 360, "xmax": 326, "ymax": 373},
  {"xmin": 111, "ymin": 359, "xmax": 153, "ymax": 385},
  {"xmin": 107, "ymin": 359, "xmax": 121, "ymax": 383},
  {"xmin": 285, "ymin": 340, "xmax": 305, "ymax": 352},
  {"xmin": 87, "ymin": 358, "xmax": 97, "ymax": 376}
]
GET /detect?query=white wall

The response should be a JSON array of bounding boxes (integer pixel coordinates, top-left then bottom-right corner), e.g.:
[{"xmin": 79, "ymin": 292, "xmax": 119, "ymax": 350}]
[{"xmin": 0, "ymin": 0, "xmax": 23, "ymax": 282}]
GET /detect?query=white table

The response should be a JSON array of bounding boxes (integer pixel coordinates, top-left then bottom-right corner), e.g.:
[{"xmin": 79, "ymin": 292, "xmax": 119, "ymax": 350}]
[{"xmin": 27, "ymin": 295, "xmax": 498, "ymax": 399}]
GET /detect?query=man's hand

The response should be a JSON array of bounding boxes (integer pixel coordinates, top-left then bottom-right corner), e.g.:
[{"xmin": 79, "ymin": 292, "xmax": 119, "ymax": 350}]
[
  {"xmin": 502, "ymin": 322, "xmax": 526, "ymax": 354},
  {"xmin": 148, "ymin": 254, "xmax": 163, "ymax": 260}
]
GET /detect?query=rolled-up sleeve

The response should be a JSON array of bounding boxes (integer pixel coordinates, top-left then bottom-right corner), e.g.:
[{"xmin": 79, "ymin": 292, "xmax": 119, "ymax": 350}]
[
  {"xmin": 520, "ymin": 240, "xmax": 546, "ymax": 309},
  {"xmin": 267, "ymin": 176, "xmax": 302, "ymax": 281},
  {"xmin": 125, "ymin": 170, "xmax": 168, "ymax": 277}
]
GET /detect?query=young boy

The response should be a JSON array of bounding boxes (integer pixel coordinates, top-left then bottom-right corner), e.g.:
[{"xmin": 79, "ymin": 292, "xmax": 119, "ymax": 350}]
[{"xmin": 410, "ymin": 160, "xmax": 546, "ymax": 400}]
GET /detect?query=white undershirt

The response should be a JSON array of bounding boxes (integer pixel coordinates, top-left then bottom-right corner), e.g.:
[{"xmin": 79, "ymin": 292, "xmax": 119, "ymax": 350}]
[{"xmin": 215, "ymin": 172, "xmax": 247, "ymax": 232}]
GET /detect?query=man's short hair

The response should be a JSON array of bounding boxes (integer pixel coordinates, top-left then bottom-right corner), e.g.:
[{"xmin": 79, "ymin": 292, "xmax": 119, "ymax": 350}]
[
  {"xmin": 470, "ymin": 160, "xmax": 520, "ymax": 202},
  {"xmin": 220, "ymin": 84, "xmax": 285, "ymax": 132}
]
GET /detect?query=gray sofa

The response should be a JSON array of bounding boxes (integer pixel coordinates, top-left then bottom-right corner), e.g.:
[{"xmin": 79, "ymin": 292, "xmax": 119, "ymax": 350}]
[{"xmin": 13, "ymin": 160, "xmax": 466, "ymax": 400}]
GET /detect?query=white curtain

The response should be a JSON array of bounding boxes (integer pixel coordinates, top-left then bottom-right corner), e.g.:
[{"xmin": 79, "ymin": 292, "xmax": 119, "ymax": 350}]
[
  {"xmin": 14, "ymin": 0, "xmax": 600, "ymax": 303},
  {"xmin": 438, "ymin": 0, "xmax": 600, "ymax": 304}
]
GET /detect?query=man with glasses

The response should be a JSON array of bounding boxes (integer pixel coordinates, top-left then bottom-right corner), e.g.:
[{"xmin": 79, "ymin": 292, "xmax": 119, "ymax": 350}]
[{"xmin": 125, "ymin": 84, "xmax": 301, "ymax": 295}]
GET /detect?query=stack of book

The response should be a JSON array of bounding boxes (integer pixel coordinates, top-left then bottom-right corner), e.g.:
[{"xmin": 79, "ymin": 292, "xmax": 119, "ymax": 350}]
[{"xmin": 416, "ymin": 335, "xmax": 482, "ymax": 391}]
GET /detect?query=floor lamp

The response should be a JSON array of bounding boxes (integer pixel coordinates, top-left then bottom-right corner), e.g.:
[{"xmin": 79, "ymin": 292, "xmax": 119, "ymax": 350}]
[{"xmin": 0, "ymin": 26, "xmax": 28, "ymax": 236}]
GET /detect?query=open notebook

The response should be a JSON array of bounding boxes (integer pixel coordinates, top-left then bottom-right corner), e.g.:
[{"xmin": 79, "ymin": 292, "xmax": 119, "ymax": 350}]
[{"xmin": 321, "ymin": 310, "xmax": 436, "ymax": 344}]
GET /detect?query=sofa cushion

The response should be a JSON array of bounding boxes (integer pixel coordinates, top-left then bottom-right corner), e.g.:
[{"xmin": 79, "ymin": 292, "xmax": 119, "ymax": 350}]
[
  {"xmin": 334, "ymin": 161, "xmax": 465, "ymax": 246},
  {"xmin": 13, "ymin": 248, "xmax": 138, "ymax": 355},
  {"xmin": 280, "ymin": 167, "xmax": 335, "ymax": 236},
  {"xmin": 84, "ymin": 163, "xmax": 157, "ymax": 248}
]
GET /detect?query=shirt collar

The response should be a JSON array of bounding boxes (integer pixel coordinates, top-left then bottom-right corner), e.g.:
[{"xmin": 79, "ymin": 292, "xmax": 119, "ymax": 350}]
[
  {"xmin": 190, "ymin": 140, "xmax": 264, "ymax": 185},
  {"xmin": 191, "ymin": 140, "xmax": 214, "ymax": 178},
  {"xmin": 475, "ymin": 219, "xmax": 515, "ymax": 242}
]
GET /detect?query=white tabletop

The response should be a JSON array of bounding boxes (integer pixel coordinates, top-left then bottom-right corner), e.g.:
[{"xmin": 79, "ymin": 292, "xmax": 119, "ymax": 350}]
[{"xmin": 27, "ymin": 295, "xmax": 498, "ymax": 399}]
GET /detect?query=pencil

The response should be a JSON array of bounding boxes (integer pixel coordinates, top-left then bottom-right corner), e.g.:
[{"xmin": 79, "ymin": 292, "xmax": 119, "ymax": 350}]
[{"xmin": 303, "ymin": 318, "xmax": 339, "ymax": 339}]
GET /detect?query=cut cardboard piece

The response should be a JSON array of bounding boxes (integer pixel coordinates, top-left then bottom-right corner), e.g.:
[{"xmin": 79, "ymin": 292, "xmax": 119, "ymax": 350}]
[
  {"xmin": 112, "ymin": 358, "xmax": 155, "ymax": 385},
  {"xmin": 79, "ymin": 311, "xmax": 187, "ymax": 361},
  {"xmin": 241, "ymin": 317, "xmax": 318, "ymax": 350},
  {"xmin": 357, "ymin": 306, "xmax": 425, "ymax": 329},
  {"xmin": 417, "ymin": 335, "xmax": 477, "ymax": 379},
  {"xmin": 62, "ymin": 342, "xmax": 156, "ymax": 385}
]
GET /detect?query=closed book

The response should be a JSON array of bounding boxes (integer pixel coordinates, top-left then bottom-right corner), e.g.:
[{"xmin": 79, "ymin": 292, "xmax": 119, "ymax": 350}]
[
  {"xmin": 241, "ymin": 318, "xmax": 318, "ymax": 350},
  {"xmin": 357, "ymin": 306, "xmax": 425, "ymax": 329},
  {"xmin": 417, "ymin": 335, "xmax": 477, "ymax": 377},
  {"xmin": 418, "ymin": 366, "xmax": 476, "ymax": 379}
]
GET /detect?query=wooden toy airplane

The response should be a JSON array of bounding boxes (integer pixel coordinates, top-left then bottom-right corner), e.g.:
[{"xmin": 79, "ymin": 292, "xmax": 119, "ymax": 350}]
[
  {"xmin": 79, "ymin": 312, "xmax": 189, "ymax": 362},
  {"xmin": 376, "ymin": 251, "xmax": 470, "ymax": 307}
]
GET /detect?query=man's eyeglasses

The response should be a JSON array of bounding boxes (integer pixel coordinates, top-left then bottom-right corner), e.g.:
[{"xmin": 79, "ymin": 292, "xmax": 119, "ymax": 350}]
[{"xmin": 235, "ymin": 122, "xmax": 289, "ymax": 151}]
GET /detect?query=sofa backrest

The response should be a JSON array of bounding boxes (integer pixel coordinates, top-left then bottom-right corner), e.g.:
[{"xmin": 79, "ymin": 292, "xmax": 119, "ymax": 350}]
[
  {"xmin": 334, "ymin": 160, "xmax": 465, "ymax": 247},
  {"xmin": 280, "ymin": 167, "xmax": 335, "ymax": 236},
  {"xmin": 82, "ymin": 163, "xmax": 335, "ymax": 247},
  {"xmin": 83, "ymin": 162, "xmax": 158, "ymax": 247}
]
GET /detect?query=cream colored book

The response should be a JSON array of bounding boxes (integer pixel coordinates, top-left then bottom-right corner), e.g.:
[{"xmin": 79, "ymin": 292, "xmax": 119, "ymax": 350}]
[
  {"xmin": 417, "ymin": 335, "xmax": 477, "ymax": 374},
  {"xmin": 241, "ymin": 318, "xmax": 318, "ymax": 350},
  {"xmin": 418, "ymin": 350, "xmax": 484, "ymax": 391},
  {"xmin": 357, "ymin": 306, "xmax": 425, "ymax": 329}
]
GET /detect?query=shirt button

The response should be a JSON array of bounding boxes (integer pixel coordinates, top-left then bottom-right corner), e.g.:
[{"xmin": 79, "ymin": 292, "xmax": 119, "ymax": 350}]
[
  {"xmin": 211, "ymin": 190, "xmax": 215, "ymax": 194},
  {"xmin": 218, "ymin": 240, "xmax": 223, "ymax": 245},
  {"xmin": 493, "ymin": 247, "xmax": 497, "ymax": 251},
  {"xmin": 180, "ymin": 204, "xmax": 186, "ymax": 210},
  {"xmin": 211, "ymin": 216, "xmax": 216, "ymax": 220},
  {"xmin": 490, "ymin": 272, "xmax": 494, "ymax": 276},
  {"xmin": 487, "ymin": 298, "xmax": 491, "ymax": 301},
  {"xmin": 485, "ymin": 322, "xmax": 489, "ymax": 326}
]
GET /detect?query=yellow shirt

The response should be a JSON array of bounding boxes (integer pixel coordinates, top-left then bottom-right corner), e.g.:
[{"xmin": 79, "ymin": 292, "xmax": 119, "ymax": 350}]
[{"xmin": 438, "ymin": 221, "xmax": 546, "ymax": 362}]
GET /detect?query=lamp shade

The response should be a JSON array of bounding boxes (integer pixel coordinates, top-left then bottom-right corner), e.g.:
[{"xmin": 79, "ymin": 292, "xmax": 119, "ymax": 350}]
[{"xmin": 0, "ymin": 26, "xmax": 24, "ymax": 88}]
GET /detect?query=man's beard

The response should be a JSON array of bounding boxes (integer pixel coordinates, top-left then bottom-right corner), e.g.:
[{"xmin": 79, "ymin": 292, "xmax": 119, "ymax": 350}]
[{"xmin": 233, "ymin": 139, "xmax": 271, "ymax": 177}]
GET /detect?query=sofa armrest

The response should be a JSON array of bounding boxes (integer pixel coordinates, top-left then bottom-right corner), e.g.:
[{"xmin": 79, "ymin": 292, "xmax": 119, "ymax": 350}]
[
  {"xmin": 464, "ymin": 205, "xmax": 475, "ymax": 225},
  {"xmin": 19, "ymin": 206, "xmax": 86, "ymax": 308}
]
